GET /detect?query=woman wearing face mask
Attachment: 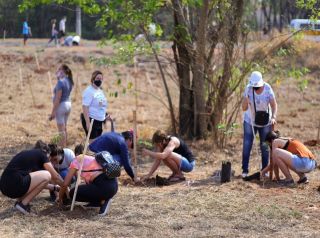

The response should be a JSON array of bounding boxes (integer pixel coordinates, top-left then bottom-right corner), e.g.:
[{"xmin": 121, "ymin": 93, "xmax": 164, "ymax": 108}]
[
  {"xmin": 81, "ymin": 70, "xmax": 108, "ymax": 142},
  {"xmin": 49, "ymin": 64, "xmax": 74, "ymax": 147},
  {"xmin": 241, "ymin": 71, "xmax": 277, "ymax": 178}
]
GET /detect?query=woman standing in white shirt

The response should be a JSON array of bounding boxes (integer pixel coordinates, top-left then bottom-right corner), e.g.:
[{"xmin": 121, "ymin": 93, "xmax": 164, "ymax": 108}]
[{"xmin": 81, "ymin": 70, "xmax": 108, "ymax": 142}]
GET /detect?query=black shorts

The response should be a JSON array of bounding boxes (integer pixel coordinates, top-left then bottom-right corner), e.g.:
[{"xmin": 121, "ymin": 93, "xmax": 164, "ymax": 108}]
[
  {"xmin": 23, "ymin": 34, "xmax": 29, "ymax": 40},
  {"xmin": 58, "ymin": 30, "xmax": 65, "ymax": 38},
  {"xmin": 0, "ymin": 170, "xmax": 31, "ymax": 198},
  {"xmin": 81, "ymin": 113, "xmax": 103, "ymax": 140}
]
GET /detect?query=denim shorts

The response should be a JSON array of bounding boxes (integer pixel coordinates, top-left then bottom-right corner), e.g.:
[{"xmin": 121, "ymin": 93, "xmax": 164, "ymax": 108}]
[
  {"xmin": 292, "ymin": 155, "xmax": 316, "ymax": 173},
  {"xmin": 179, "ymin": 157, "xmax": 195, "ymax": 173}
]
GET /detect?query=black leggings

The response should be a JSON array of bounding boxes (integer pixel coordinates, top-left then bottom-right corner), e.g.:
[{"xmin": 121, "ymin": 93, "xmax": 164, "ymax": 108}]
[
  {"xmin": 80, "ymin": 113, "xmax": 103, "ymax": 140},
  {"xmin": 70, "ymin": 174, "xmax": 118, "ymax": 204}
]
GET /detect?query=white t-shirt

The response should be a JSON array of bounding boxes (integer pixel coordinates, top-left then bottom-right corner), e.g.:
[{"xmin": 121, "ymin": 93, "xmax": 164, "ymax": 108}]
[
  {"xmin": 54, "ymin": 148, "xmax": 75, "ymax": 170},
  {"xmin": 59, "ymin": 19, "xmax": 66, "ymax": 32},
  {"xmin": 243, "ymin": 83, "xmax": 275, "ymax": 127},
  {"xmin": 82, "ymin": 85, "xmax": 108, "ymax": 121}
]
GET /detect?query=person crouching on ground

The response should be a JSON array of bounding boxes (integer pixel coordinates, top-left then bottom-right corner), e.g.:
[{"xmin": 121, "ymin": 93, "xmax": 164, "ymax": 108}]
[
  {"xmin": 58, "ymin": 149, "xmax": 118, "ymax": 216},
  {"xmin": 262, "ymin": 131, "xmax": 317, "ymax": 185},
  {"xmin": 0, "ymin": 146, "xmax": 64, "ymax": 214},
  {"xmin": 89, "ymin": 130, "xmax": 139, "ymax": 183},
  {"xmin": 141, "ymin": 130, "xmax": 196, "ymax": 182}
]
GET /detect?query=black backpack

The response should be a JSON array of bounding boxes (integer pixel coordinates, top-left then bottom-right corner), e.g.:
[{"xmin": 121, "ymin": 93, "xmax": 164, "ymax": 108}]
[{"xmin": 82, "ymin": 151, "xmax": 121, "ymax": 179}]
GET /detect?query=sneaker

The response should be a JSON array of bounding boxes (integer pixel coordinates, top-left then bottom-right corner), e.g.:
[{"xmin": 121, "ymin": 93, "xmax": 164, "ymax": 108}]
[
  {"xmin": 297, "ymin": 176, "xmax": 309, "ymax": 184},
  {"xmin": 49, "ymin": 191, "xmax": 57, "ymax": 202},
  {"xmin": 15, "ymin": 201, "xmax": 30, "ymax": 215},
  {"xmin": 98, "ymin": 199, "xmax": 112, "ymax": 217},
  {"xmin": 241, "ymin": 173, "xmax": 248, "ymax": 179},
  {"xmin": 82, "ymin": 202, "xmax": 101, "ymax": 209}
]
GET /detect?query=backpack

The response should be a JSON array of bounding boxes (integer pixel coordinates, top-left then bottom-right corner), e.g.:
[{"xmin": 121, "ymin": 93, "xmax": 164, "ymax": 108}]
[{"xmin": 82, "ymin": 151, "xmax": 121, "ymax": 179}]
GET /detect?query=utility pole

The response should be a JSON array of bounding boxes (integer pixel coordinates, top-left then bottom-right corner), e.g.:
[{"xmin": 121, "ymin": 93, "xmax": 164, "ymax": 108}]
[{"xmin": 76, "ymin": 5, "xmax": 81, "ymax": 36}]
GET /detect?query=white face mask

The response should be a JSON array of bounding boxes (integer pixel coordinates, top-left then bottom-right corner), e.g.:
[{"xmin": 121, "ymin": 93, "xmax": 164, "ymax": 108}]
[{"xmin": 56, "ymin": 70, "xmax": 64, "ymax": 79}]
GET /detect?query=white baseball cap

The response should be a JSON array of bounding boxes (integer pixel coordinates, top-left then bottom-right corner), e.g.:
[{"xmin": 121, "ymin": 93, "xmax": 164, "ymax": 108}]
[
  {"xmin": 249, "ymin": 71, "xmax": 264, "ymax": 87},
  {"xmin": 72, "ymin": 35, "xmax": 80, "ymax": 44}
]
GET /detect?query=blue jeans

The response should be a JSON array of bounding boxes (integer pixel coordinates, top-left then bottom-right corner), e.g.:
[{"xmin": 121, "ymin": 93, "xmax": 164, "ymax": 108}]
[
  {"xmin": 179, "ymin": 157, "xmax": 195, "ymax": 172},
  {"xmin": 59, "ymin": 168, "xmax": 75, "ymax": 183},
  {"xmin": 242, "ymin": 121, "xmax": 271, "ymax": 173}
]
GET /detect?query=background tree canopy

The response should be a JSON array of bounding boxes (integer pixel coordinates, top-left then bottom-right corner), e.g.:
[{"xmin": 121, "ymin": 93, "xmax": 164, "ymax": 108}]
[{"xmin": 0, "ymin": 0, "xmax": 316, "ymax": 39}]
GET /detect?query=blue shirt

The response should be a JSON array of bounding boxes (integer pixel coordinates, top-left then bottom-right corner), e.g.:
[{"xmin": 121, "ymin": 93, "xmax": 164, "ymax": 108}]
[
  {"xmin": 89, "ymin": 132, "xmax": 135, "ymax": 179},
  {"xmin": 22, "ymin": 21, "xmax": 29, "ymax": 35},
  {"xmin": 53, "ymin": 77, "xmax": 73, "ymax": 103}
]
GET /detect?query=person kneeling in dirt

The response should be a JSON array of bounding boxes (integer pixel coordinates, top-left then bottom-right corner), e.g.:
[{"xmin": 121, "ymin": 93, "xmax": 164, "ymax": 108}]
[
  {"xmin": 0, "ymin": 146, "xmax": 64, "ymax": 214},
  {"xmin": 34, "ymin": 141, "xmax": 76, "ymax": 199},
  {"xmin": 58, "ymin": 149, "xmax": 118, "ymax": 216},
  {"xmin": 88, "ymin": 130, "xmax": 139, "ymax": 183},
  {"xmin": 141, "ymin": 130, "xmax": 196, "ymax": 182},
  {"xmin": 261, "ymin": 131, "xmax": 317, "ymax": 185}
]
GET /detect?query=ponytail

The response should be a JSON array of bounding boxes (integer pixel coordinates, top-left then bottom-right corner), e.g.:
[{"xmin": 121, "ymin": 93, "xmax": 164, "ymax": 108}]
[{"xmin": 61, "ymin": 64, "xmax": 74, "ymax": 86}]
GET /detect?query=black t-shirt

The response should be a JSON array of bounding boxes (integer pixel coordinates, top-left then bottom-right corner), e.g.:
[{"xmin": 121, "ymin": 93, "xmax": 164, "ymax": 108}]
[
  {"xmin": 172, "ymin": 137, "xmax": 195, "ymax": 162},
  {"xmin": 4, "ymin": 149, "xmax": 49, "ymax": 173}
]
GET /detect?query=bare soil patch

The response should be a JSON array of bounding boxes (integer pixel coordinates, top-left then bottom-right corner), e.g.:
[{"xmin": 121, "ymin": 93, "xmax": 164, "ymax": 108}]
[{"xmin": 0, "ymin": 39, "xmax": 319, "ymax": 237}]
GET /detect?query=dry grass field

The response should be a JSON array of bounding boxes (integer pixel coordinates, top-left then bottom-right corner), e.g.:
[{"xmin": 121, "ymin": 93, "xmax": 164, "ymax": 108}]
[{"xmin": 0, "ymin": 38, "xmax": 320, "ymax": 238}]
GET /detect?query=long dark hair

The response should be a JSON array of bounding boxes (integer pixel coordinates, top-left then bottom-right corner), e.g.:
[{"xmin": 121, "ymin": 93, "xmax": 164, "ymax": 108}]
[
  {"xmin": 265, "ymin": 130, "xmax": 281, "ymax": 144},
  {"xmin": 61, "ymin": 64, "xmax": 74, "ymax": 86},
  {"xmin": 152, "ymin": 130, "xmax": 170, "ymax": 145}
]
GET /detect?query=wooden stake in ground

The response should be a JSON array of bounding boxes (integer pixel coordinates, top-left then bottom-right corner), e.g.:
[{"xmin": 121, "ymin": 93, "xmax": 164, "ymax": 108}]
[
  {"xmin": 19, "ymin": 65, "xmax": 23, "ymax": 90},
  {"xmin": 27, "ymin": 76, "xmax": 36, "ymax": 107},
  {"xmin": 76, "ymin": 74, "xmax": 82, "ymax": 101},
  {"xmin": 47, "ymin": 71, "xmax": 53, "ymax": 96},
  {"xmin": 317, "ymin": 120, "xmax": 320, "ymax": 144},
  {"xmin": 34, "ymin": 52, "xmax": 40, "ymax": 71},
  {"xmin": 133, "ymin": 110, "xmax": 138, "ymax": 176},
  {"xmin": 70, "ymin": 119, "xmax": 94, "ymax": 211}
]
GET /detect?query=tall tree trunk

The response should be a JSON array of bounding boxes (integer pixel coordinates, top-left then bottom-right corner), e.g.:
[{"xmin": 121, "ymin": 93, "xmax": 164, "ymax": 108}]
[
  {"xmin": 173, "ymin": 10, "xmax": 193, "ymax": 137},
  {"xmin": 279, "ymin": 0, "xmax": 284, "ymax": 32},
  {"xmin": 213, "ymin": 0, "xmax": 244, "ymax": 141},
  {"xmin": 191, "ymin": 0, "xmax": 209, "ymax": 138}
]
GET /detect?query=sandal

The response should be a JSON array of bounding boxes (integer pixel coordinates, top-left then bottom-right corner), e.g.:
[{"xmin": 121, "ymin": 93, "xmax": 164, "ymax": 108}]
[
  {"xmin": 168, "ymin": 176, "xmax": 186, "ymax": 182},
  {"xmin": 297, "ymin": 176, "xmax": 309, "ymax": 184}
]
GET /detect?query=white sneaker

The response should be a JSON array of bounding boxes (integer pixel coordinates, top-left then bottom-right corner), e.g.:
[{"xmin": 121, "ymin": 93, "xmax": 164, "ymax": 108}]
[
  {"xmin": 242, "ymin": 173, "xmax": 248, "ymax": 178},
  {"xmin": 98, "ymin": 199, "xmax": 112, "ymax": 217}
]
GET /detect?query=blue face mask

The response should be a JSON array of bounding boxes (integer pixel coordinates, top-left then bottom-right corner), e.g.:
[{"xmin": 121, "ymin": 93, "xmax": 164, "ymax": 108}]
[{"xmin": 93, "ymin": 80, "xmax": 102, "ymax": 87}]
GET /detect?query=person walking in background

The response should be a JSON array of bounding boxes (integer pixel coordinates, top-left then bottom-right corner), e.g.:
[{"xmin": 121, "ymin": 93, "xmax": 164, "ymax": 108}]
[
  {"xmin": 241, "ymin": 71, "xmax": 277, "ymax": 178},
  {"xmin": 58, "ymin": 16, "xmax": 67, "ymax": 45},
  {"xmin": 81, "ymin": 70, "xmax": 109, "ymax": 142},
  {"xmin": 141, "ymin": 130, "xmax": 196, "ymax": 182},
  {"xmin": 49, "ymin": 64, "xmax": 74, "ymax": 147},
  {"xmin": 48, "ymin": 19, "xmax": 58, "ymax": 46},
  {"xmin": 22, "ymin": 19, "xmax": 31, "ymax": 46}
]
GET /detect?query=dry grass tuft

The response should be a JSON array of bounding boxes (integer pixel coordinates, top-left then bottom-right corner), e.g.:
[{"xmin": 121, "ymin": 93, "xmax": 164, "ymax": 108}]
[{"xmin": 0, "ymin": 39, "xmax": 319, "ymax": 237}]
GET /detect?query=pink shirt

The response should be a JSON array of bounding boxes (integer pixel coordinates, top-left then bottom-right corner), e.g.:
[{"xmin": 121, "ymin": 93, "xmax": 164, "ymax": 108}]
[{"xmin": 70, "ymin": 155, "xmax": 102, "ymax": 184}]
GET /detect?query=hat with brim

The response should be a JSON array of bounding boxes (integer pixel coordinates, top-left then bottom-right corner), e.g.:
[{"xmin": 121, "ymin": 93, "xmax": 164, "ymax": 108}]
[{"xmin": 249, "ymin": 71, "xmax": 264, "ymax": 87}]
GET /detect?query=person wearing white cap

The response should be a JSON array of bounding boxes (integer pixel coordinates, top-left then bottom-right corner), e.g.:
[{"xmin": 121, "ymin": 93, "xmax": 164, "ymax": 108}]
[{"xmin": 241, "ymin": 71, "xmax": 278, "ymax": 178}]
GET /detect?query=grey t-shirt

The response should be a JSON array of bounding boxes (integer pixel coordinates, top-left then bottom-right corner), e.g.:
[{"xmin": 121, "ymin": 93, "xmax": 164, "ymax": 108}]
[{"xmin": 53, "ymin": 77, "xmax": 73, "ymax": 103}]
